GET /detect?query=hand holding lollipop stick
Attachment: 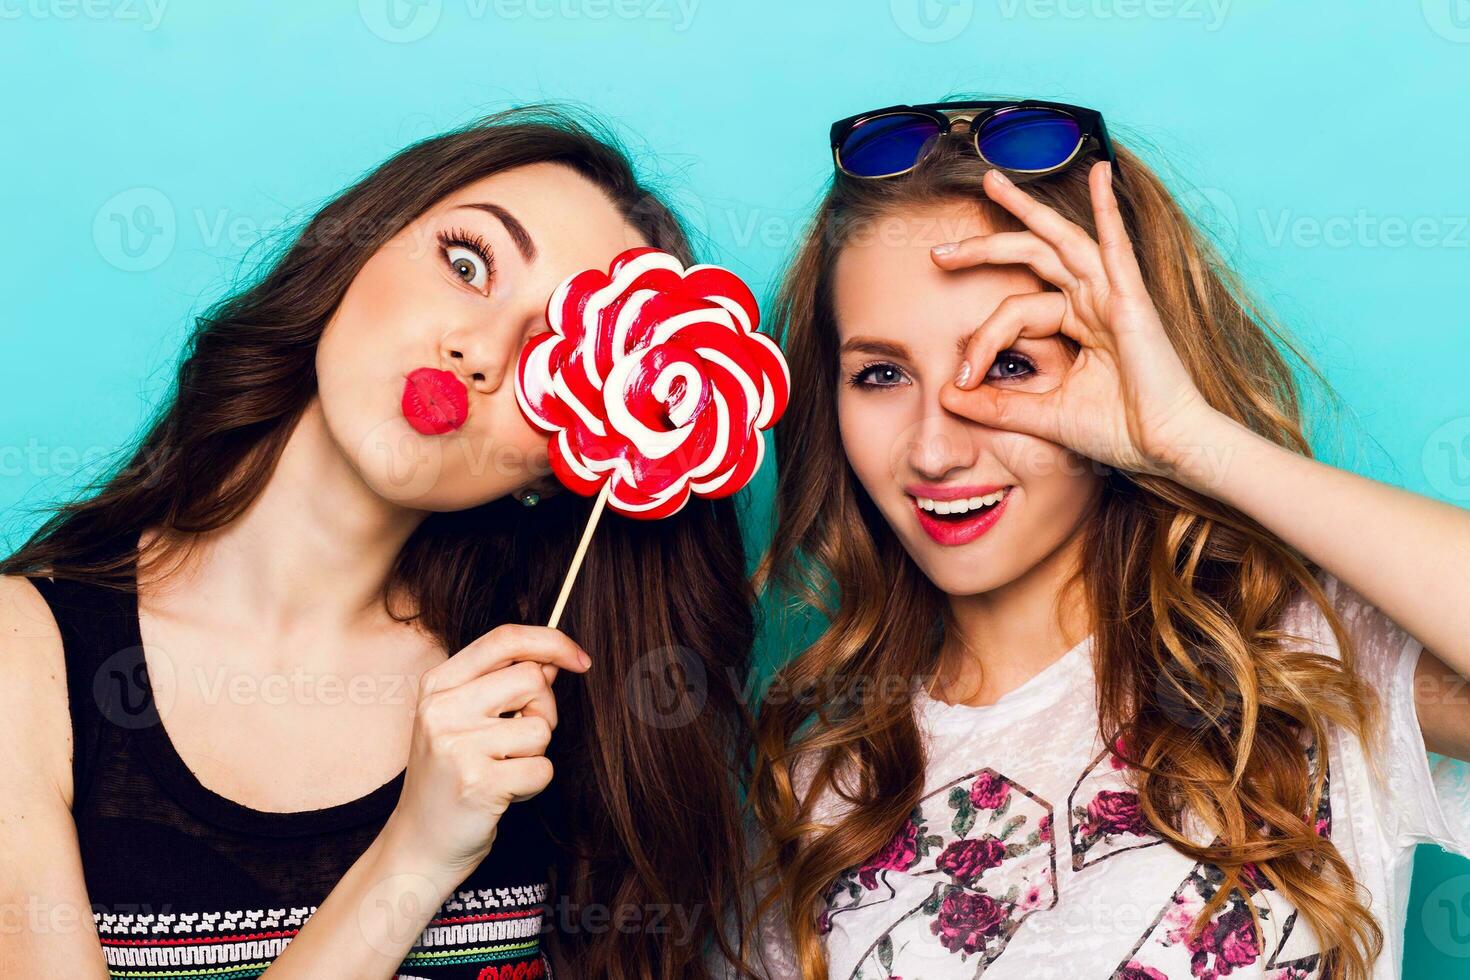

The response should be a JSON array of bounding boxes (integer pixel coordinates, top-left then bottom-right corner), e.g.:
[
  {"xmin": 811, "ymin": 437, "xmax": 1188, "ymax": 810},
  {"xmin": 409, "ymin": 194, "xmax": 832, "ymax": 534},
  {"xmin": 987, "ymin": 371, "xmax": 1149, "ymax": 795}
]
[{"xmin": 515, "ymin": 246, "xmax": 790, "ymax": 634}]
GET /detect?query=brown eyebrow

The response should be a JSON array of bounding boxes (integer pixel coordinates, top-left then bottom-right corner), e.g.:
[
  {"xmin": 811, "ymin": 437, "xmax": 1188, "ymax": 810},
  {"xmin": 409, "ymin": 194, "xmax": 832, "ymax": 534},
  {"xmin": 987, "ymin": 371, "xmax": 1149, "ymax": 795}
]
[
  {"xmin": 839, "ymin": 337, "xmax": 912, "ymax": 359},
  {"xmin": 455, "ymin": 202, "xmax": 537, "ymax": 262}
]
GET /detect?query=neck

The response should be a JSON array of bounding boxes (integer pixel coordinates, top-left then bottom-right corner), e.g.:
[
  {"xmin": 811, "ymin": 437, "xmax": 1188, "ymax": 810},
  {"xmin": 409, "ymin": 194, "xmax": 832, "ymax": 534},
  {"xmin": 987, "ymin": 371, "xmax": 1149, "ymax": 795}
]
[
  {"xmin": 142, "ymin": 397, "xmax": 429, "ymax": 637},
  {"xmin": 936, "ymin": 528, "xmax": 1092, "ymax": 707}
]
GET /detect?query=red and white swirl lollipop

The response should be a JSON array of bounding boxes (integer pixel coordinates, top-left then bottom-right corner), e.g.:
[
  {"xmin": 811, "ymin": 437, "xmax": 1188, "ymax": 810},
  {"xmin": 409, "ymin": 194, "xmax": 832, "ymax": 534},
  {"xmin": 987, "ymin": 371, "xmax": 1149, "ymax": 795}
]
[
  {"xmin": 516, "ymin": 246, "xmax": 789, "ymax": 520},
  {"xmin": 514, "ymin": 247, "xmax": 789, "ymax": 627}
]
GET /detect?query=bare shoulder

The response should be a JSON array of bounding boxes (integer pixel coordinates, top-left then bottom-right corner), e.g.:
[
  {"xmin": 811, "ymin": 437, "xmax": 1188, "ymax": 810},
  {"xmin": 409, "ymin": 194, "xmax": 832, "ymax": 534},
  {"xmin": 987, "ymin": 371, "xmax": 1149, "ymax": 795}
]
[
  {"xmin": 0, "ymin": 573, "xmax": 74, "ymax": 807},
  {"xmin": 0, "ymin": 575, "xmax": 108, "ymax": 973}
]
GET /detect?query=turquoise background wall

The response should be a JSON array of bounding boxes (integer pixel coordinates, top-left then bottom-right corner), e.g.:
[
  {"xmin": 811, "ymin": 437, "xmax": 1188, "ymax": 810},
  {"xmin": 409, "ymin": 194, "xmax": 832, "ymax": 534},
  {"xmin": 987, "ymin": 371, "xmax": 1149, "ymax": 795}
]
[{"xmin": 3, "ymin": 1, "xmax": 1469, "ymax": 973}]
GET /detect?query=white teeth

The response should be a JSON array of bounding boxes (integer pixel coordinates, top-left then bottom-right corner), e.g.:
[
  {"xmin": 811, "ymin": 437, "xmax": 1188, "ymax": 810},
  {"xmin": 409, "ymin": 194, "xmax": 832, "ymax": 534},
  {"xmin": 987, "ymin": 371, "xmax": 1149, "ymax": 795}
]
[{"xmin": 913, "ymin": 488, "xmax": 1009, "ymax": 514}]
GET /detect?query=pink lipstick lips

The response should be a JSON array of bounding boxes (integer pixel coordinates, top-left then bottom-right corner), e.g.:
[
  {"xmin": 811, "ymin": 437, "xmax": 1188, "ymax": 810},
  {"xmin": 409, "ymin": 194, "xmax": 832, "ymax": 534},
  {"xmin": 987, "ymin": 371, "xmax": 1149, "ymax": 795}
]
[
  {"xmin": 908, "ymin": 483, "xmax": 1013, "ymax": 546},
  {"xmin": 401, "ymin": 367, "xmax": 469, "ymax": 435}
]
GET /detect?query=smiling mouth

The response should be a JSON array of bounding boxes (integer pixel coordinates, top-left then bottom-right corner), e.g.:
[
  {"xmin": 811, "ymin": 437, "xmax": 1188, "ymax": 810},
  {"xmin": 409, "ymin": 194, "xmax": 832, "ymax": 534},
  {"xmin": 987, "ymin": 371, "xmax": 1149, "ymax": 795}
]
[{"xmin": 909, "ymin": 486, "xmax": 1014, "ymax": 545}]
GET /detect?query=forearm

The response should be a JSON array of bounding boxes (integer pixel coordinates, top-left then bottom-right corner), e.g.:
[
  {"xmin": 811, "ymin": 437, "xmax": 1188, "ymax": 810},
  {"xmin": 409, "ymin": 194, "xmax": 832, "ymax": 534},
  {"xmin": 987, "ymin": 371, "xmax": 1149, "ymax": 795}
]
[
  {"xmin": 1169, "ymin": 410, "xmax": 1470, "ymax": 678},
  {"xmin": 262, "ymin": 824, "xmax": 464, "ymax": 978}
]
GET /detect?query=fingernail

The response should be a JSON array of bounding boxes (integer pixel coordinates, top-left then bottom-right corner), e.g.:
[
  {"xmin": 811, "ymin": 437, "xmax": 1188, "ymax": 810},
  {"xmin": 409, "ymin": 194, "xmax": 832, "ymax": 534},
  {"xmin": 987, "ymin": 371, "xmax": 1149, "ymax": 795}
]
[
  {"xmin": 989, "ymin": 169, "xmax": 1012, "ymax": 187},
  {"xmin": 579, "ymin": 652, "xmax": 592, "ymax": 669},
  {"xmin": 931, "ymin": 242, "xmax": 957, "ymax": 257},
  {"xmin": 954, "ymin": 361, "xmax": 973, "ymax": 389},
  {"xmin": 1102, "ymin": 161, "xmax": 1113, "ymax": 181}
]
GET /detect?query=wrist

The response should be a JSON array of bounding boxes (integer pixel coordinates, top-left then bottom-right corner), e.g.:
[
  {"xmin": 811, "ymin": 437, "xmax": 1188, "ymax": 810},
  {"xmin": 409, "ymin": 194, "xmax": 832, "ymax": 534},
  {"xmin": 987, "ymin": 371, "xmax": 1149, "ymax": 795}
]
[
  {"xmin": 1157, "ymin": 408, "xmax": 1258, "ymax": 495},
  {"xmin": 376, "ymin": 811, "xmax": 484, "ymax": 898}
]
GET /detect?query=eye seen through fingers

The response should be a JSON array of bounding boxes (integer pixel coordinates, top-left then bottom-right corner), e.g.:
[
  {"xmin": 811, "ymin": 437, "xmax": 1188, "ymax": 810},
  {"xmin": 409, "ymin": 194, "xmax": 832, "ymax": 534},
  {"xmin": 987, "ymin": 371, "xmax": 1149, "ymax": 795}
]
[{"xmin": 985, "ymin": 350, "xmax": 1036, "ymax": 382}]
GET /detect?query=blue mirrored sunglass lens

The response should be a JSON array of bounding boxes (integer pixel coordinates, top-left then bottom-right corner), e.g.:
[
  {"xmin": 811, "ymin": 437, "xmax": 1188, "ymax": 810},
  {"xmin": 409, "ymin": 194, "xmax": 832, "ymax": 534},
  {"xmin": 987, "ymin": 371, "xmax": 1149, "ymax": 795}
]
[
  {"xmin": 976, "ymin": 110, "xmax": 1082, "ymax": 170},
  {"xmin": 839, "ymin": 115, "xmax": 942, "ymax": 177}
]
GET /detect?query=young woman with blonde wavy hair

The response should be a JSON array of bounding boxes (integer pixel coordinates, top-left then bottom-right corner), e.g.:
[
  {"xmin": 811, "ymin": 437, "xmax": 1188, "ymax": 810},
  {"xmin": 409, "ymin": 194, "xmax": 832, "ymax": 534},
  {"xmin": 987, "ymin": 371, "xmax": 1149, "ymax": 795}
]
[{"xmin": 742, "ymin": 99, "xmax": 1470, "ymax": 980}]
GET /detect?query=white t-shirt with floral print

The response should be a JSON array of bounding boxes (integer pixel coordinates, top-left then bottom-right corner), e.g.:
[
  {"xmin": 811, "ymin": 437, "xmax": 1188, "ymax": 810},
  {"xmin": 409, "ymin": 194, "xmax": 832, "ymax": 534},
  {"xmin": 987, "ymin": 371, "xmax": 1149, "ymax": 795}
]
[{"xmin": 731, "ymin": 572, "xmax": 1470, "ymax": 980}]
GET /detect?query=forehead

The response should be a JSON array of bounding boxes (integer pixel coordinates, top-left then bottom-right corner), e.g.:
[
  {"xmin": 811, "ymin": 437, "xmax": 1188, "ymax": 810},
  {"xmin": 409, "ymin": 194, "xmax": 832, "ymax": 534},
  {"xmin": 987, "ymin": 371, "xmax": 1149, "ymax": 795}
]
[
  {"xmin": 431, "ymin": 161, "xmax": 650, "ymax": 268},
  {"xmin": 832, "ymin": 202, "xmax": 1043, "ymax": 349}
]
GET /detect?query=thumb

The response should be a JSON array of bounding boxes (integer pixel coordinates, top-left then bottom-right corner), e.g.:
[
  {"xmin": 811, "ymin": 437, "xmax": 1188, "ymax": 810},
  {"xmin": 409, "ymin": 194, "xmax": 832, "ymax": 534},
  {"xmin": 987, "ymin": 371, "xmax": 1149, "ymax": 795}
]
[{"xmin": 940, "ymin": 382, "xmax": 1057, "ymax": 441}]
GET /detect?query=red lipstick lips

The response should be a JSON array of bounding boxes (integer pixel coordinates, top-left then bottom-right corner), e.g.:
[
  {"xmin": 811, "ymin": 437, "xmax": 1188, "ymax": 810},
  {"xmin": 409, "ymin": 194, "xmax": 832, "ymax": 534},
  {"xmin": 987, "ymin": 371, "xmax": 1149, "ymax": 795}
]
[
  {"xmin": 401, "ymin": 367, "xmax": 469, "ymax": 435},
  {"xmin": 908, "ymin": 484, "xmax": 1013, "ymax": 547}
]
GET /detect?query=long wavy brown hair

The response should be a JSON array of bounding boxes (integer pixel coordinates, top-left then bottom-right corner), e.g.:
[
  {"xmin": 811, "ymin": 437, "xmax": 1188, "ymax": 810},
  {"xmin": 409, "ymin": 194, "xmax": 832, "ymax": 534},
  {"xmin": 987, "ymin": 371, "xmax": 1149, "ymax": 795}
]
[
  {"xmin": 2, "ymin": 106, "xmax": 757, "ymax": 980},
  {"xmin": 750, "ymin": 130, "xmax": 1385, "ymax": 978}
]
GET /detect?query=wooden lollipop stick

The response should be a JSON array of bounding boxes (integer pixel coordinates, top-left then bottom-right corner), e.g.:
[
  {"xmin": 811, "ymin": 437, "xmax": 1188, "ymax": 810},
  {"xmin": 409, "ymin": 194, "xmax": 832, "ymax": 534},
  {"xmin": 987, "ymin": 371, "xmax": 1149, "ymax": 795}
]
[
  {"xmin": 546, "ymin": 480, "xmax": 613, "ymax": 630},
  {"xmin": 509, "ymin": 481, "xmax": 612, "ymax": 717}
]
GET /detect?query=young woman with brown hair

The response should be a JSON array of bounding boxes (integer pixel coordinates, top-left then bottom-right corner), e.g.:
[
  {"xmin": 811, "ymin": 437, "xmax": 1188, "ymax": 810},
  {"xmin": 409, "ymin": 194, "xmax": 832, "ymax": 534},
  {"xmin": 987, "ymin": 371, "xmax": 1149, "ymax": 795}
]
[
  {"xmin": 0, "ymin": 106, "xmax": 757, "ymax": 979},
  {"xmin": 746, "ymin": 99, "xmax": 1470, "ymax": 979}
]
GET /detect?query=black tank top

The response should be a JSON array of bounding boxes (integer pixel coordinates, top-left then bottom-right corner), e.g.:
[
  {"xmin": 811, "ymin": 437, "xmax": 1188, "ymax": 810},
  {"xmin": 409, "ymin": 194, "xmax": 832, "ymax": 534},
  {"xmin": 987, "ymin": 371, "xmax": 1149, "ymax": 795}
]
[{"xmin": 28, "ymin": 558, "xmax": 557, "ymax": 980}]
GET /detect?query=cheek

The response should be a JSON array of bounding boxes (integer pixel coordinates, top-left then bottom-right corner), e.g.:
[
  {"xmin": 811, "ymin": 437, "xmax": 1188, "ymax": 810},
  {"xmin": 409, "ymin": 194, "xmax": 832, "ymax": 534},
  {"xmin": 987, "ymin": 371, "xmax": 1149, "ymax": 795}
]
[
  {"xmin": 837, "ymin": 391, "xmax": 896, "ymax": 492},
  {"xmin": 993, "ymin": 434, "xmax": 1099, "ymax": 513},
  {"xmin": 439, "ymin": 398, "xmax": 553, "ymax": 495}
]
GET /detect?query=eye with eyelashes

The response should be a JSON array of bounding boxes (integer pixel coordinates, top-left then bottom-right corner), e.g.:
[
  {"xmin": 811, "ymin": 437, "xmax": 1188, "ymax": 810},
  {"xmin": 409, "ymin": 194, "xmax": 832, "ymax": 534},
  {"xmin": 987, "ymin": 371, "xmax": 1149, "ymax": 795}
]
[
  {"xmin": 985, "ymin": 350, "xmax": 1037, "ymax": 382},
  {"xmin": 438, "ymin": 226, "xmax": 496, "ymax": 294},
  {"xmin": 846, "ymin": 361, "xmax": 911, "ymax": 389},
  {"xmin": 845, "ymin": 350, "xmax": 1038, "ymax": 390}
]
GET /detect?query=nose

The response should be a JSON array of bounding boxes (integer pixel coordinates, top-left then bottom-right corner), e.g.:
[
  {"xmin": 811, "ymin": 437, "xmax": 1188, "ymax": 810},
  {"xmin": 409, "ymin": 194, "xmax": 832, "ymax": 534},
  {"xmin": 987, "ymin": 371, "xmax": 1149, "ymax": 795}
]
[
  {"xmin": 440, "ymin": 315, "xmax": 535, "ymax": 395},
  {"xmin": 906, "ymin": 396, "xmax": 979, "ymax": 482}
]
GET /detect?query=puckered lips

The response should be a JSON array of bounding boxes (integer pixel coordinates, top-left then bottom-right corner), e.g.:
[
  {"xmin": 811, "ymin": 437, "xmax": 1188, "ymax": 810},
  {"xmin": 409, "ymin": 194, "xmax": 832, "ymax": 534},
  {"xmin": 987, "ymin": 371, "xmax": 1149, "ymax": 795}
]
[
  {"xmin": 401, "ymin": 367, "xmax": 469, "ymax": 435},
  {"xmin": 907, "ymin": 483, "xmax": 1014, "ymax": 546}
]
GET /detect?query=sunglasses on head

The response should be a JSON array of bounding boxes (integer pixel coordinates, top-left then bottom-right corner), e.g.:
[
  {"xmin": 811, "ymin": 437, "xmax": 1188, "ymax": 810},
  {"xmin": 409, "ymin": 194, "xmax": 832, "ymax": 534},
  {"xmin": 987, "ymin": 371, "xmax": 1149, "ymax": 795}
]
[{"xmin": 830, "ymin": 99, "xmax": 1114, "ymax": 180}]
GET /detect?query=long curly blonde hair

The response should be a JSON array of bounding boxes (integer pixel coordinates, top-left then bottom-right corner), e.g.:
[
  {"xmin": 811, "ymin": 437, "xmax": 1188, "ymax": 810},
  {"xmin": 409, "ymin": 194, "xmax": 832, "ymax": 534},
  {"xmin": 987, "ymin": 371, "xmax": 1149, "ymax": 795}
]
[{"xmin": 749, "ymin": 132, "xmax": 1385, "ymax": 979}]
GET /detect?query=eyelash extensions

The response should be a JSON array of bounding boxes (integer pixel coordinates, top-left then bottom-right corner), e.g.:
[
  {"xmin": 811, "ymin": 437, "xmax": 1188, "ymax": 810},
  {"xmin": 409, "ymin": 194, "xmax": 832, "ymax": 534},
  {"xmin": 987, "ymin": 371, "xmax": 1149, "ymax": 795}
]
[{"xmin": 437, "ymin": 226, "xmax": 497, "ymax": 289}]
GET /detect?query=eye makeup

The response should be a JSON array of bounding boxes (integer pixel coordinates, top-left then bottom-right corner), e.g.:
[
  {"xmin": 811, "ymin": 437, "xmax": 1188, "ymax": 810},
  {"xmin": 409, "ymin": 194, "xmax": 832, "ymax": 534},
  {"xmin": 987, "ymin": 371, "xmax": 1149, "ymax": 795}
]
[
  {"xmin": 986, "ymin": 350, "xmax": 1037, "ymax": 381},
  {"xmin": 846, "ymin": 361, "xmax": 911, "ymax": 389},
  {"xmin": 844, "ymin": 348, "xmax": 1038, "ymax": 390},
  {"xmin": 437, "ymin": 226, "xmax": 497, "ymax": 292}
]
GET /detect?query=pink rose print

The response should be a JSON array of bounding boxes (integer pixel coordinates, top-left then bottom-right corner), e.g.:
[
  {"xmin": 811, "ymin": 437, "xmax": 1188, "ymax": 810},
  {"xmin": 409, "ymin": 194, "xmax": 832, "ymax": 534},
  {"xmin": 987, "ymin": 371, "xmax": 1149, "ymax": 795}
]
[
  {"xmin": 930, "ymin": 891, "xmax": 1008, "ymax": 955},
  {"xmin": 969, "ymin": 770, "xmax": 1011, "ymax": 810},
  {"xmin": 935, "ymin": 836, "xmax": 1007, "ymax": 884},
  {"xmin": 1110, "ymin": 733, "xmax": 1132, "ymax": 770},
  {"xmin": 515, "ymin": 247, "xmax": 790, "ymax": 519},
  {"xmin": 1037, "ymin": 813, "xmax": 1053, "ymax": 843},
  {"xmin": 1118, "ymin": 966, "xmax": 1169, "ymax": 980},
  {"xmin": 857, "ymin": 819, "xmax": 921, "ymax": 889},
  {"xmin": 1083, "ymin": 789, "xmax": 1151, "ymax": 838},
  {"xmin": 1187, "ymin": 903, "xmax": 1260, "ymax": 977}
]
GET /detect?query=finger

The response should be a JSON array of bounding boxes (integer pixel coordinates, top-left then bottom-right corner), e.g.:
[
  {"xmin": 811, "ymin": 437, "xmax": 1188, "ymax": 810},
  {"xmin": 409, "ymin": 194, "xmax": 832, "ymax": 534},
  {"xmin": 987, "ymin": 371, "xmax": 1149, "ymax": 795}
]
[
  {"xmin": 466, "ymin": 715, "xmax": 554, "ymax": 761},
  {"xmin": 494, "ymin": 756, "xmax": 556, "ymax": 805},
  {"xmin": 939, "ymin": 381, "xmax": 1063, "ymax": 443},
  {"xmin": 426, "ymin": 623, "xmax": 590, "ymax": 693},
  {"xmin": 930, "ymin": 231, "xmax": 1077, "ymax": 293},
  {"xmin": 951, "ymin": 292, "xmax": 1070, "ymax": 392},
  {"xmin": 429, "ymin": 660, "xmax": 560, "ymax": 730},
  {"xmin": 1090, "ymin": 161, "xmax": 1147, "ymax": 300},
  {"xmin": 978, "ymin": 168, "xmax": 1107, "ymax": 289}
]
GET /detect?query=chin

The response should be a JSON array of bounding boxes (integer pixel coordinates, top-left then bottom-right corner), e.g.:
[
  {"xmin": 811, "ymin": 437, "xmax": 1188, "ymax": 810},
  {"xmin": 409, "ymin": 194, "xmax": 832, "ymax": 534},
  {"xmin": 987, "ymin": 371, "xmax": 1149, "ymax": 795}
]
[{"xmin": 915, "ymin": 558, "xmax": 1013, "ymax": 599}]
